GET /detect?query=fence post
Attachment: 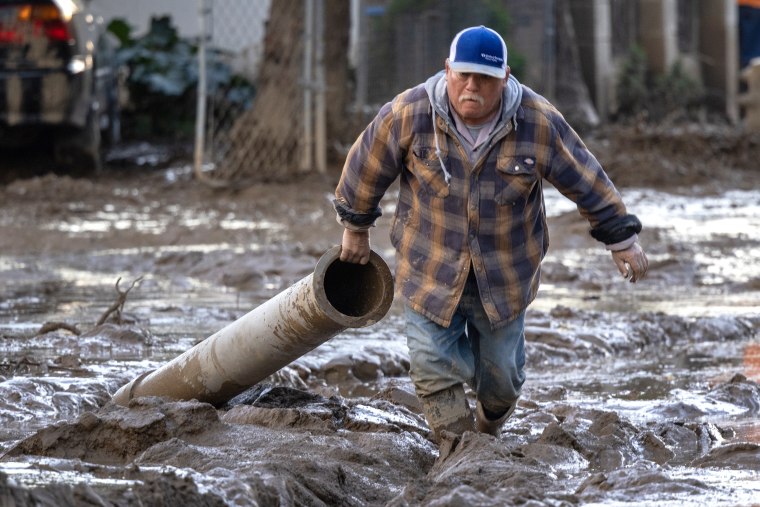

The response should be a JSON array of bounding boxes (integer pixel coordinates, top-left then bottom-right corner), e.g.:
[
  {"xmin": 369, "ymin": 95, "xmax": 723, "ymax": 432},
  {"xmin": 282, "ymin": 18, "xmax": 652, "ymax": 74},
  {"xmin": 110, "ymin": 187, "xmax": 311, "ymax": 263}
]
[
  {"xmin": 301, "ymin": 0, "xmax": 315, "ymax": 172},
  {"xmin": 315, "ymin": 0, "xmax": 327, "ymax": 174},
  {"xmin": 193, "ymin": 0, "xmax": 208, "ymax": 181}
]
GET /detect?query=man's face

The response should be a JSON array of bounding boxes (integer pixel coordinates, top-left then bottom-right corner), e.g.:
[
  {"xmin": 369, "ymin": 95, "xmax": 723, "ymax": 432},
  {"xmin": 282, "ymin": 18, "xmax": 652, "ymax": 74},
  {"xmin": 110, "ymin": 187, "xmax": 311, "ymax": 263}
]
[{"xmin": 445, "ymin": 60, "xmax": 509, "ymax": 126}]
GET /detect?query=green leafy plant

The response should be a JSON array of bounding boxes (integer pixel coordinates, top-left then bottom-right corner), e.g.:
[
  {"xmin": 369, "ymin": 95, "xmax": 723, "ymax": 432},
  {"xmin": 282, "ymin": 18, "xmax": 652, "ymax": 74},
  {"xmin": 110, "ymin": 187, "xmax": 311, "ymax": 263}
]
[
  {"xmin": 616, "ymin": 45, "xmax": 649, "ymax": 118},
  {"xmin": 652, "ymin": 60, "xmax": 704, "ymax": 119},
  {"xmin": 616, "ymin": 45, "xmax": 704, "ymax": 122},
  {"xmin": 108, "ymin": 16, "xmax": 254, "ymax": 140}
]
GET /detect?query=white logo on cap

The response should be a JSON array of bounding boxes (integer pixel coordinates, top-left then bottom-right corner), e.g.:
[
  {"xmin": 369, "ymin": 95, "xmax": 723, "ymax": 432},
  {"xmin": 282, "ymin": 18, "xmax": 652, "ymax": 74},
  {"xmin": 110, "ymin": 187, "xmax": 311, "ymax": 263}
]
[{"xmin": 481, "ymin": 53, "xmax": 503, "ymax": 63}]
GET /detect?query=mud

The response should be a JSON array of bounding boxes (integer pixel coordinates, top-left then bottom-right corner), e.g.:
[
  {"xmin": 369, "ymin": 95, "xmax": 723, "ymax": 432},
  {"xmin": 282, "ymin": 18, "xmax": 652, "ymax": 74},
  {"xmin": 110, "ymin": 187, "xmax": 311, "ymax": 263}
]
[{"xmin": 0, "ymin": 126, "xmax": 759, "ymax": 506}]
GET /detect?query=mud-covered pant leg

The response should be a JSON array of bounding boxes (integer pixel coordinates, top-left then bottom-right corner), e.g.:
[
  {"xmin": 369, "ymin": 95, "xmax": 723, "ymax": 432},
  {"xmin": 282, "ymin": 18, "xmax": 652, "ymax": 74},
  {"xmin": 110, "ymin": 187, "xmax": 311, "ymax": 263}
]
[
  {"xmin": 469, "ymin": 310, "xmax": 526, "ymax": 414},
  {"xmin": 405, "ymin": 306, "xmax": 475, "ymax": 397},
  {"xmin": 405, "ymin": 270, "xmax": 526, "ymax": 406}
]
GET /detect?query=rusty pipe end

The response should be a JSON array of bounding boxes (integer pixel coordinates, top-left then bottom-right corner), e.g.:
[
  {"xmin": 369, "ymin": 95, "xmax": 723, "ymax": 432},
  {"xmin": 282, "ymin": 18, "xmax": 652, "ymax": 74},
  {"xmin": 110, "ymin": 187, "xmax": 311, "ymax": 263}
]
[{"xmin": 313, "ymin": 246, "xmax": 394, "ymax": 328}]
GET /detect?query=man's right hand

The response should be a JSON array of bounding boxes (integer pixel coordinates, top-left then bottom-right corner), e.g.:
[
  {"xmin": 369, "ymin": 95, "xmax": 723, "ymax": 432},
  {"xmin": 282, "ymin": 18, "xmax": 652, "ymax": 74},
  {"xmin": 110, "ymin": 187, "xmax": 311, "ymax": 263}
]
[
  {"xmin": 340, "ymin": 229, "xmax": 371, "ymax": 264},
  {"xmin": 611, "ymin": 242, "xmax": 648, "ymax": 283}
]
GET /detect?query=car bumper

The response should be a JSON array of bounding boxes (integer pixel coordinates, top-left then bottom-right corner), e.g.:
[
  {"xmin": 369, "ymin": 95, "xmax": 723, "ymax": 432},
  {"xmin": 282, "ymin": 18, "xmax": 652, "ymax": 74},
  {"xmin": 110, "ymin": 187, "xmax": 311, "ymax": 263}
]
[{"xmin": 0, "ymin": 67, "xmax": 91, "ymax": 129}]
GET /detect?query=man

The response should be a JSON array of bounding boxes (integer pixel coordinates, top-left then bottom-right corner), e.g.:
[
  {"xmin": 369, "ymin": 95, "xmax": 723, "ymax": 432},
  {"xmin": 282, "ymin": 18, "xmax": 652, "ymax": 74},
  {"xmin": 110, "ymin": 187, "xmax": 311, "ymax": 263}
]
[{"xmin": 334, "ymin": 26, "xmax": 648, "ymax": 441}]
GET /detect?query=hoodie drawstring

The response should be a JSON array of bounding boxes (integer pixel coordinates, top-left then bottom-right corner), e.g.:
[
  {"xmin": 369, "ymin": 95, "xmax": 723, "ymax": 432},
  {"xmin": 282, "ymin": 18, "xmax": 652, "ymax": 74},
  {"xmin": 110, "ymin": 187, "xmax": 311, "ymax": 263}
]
[{"xmin": 431, "ymin": 106, "xmax": 452, "ymax": 185}]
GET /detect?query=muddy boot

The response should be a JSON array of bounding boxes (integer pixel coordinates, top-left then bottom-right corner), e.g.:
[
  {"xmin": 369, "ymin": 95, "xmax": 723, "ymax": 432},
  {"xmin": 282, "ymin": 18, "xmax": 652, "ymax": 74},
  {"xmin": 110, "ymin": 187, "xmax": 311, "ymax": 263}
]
[
  {"xmin": 419, "ymin": 384, "xmax": 475, "ymax": 441},
  {"xmin": 475, "ymin": 399, "xmax": 517, "ymax": 437}
]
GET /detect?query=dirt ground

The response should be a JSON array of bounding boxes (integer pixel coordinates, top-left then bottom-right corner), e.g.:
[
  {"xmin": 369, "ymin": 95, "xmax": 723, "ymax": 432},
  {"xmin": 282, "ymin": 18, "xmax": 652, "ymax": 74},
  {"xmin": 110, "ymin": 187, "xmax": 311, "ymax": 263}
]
[{"xmin": 0, "ymin": 124, "xmax": 759, "ymax": 506}]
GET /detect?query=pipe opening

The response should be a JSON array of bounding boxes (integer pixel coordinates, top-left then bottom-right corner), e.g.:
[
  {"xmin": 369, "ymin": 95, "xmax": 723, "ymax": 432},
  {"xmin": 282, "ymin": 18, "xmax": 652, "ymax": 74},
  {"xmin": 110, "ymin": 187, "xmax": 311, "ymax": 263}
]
[{"xmin": 323, "ymin": 258, "xmax": 388, "ymax": 317}]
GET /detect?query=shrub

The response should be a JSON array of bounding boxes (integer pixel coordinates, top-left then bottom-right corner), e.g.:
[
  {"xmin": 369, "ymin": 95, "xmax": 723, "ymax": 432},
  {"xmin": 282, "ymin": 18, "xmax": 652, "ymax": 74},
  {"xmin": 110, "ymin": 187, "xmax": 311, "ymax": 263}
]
[
  {"xmin": 108, "ymin": 16, "xmax": 254, "ymax": 140},
  {"xmin": 615, "ymin": 45, "xmax": 704, "ymax": 122}
]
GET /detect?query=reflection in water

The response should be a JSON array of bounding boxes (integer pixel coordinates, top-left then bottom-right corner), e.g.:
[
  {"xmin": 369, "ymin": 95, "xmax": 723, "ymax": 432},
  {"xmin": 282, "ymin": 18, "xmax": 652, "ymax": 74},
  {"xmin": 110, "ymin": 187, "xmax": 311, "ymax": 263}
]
[{"xmin": 42, "ymin": 209, "xmax": 287, "ymax": 236}]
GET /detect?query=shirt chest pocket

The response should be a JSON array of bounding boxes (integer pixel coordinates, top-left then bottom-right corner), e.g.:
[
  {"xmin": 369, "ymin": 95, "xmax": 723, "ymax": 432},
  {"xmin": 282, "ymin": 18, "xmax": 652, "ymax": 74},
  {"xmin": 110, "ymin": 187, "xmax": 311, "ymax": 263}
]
[
  {"xmin": 408, "ymin": 145, "xmax": 450, "ymax": 198},
  {"xmin": 495, "ymin": 155, "xmax": 539, "ymax": 206}
]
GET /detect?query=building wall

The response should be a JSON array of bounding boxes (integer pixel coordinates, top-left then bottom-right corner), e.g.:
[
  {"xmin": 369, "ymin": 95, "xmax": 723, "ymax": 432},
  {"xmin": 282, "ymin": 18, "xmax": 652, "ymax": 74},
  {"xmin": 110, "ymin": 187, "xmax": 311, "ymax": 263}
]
[
  {"xmin": 93, "ymin": 0, "xmax": 271, "ymax": 78},
  {"xmin": 94, "ymin": 0, "xmax": 270, "ymax": 56},
  {"xmin": 95, "ymin": 0, "xmax": 203, "ymax": 37}
]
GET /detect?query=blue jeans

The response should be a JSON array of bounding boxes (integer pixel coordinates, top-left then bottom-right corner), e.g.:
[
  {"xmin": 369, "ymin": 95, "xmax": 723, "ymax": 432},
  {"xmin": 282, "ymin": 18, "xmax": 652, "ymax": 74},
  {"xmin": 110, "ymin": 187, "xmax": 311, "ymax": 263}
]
[{"xmin": 405, "ymin": 270, "xmax": 526, "ymax": 414}]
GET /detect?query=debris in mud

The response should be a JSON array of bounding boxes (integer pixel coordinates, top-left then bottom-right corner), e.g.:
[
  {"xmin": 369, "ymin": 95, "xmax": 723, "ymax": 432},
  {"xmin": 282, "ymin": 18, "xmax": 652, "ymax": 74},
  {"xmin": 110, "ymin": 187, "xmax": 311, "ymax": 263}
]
[
  {"xmin": 587, "ymin": 124, "xmax": 760, "ymax": 189},
  {"xmin": 35, "ymin": 322, "xmax": 81, "ymax": 337},
  {"xmin": 104, "ymin": 142, "xmax": 189, "ymax": 169},
  {"xmin": 96, "ymin": 276, "xmax": 145, "ymax": 326}
]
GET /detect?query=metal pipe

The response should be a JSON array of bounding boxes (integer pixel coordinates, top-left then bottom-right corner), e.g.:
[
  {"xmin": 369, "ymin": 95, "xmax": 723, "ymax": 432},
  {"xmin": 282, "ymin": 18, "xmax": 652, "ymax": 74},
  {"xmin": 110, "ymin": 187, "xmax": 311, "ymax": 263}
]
[{"xmin": 111, "ymin": 247, "xmax": 394, "ymax": 407}]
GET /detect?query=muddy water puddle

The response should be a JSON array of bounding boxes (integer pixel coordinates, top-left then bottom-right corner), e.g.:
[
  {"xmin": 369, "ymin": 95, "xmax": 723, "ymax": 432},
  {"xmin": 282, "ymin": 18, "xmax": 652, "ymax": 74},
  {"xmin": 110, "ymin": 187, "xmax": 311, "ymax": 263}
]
[{"xmin": 0, "ymin": 174, "xmax": 759, "ymax": 505}]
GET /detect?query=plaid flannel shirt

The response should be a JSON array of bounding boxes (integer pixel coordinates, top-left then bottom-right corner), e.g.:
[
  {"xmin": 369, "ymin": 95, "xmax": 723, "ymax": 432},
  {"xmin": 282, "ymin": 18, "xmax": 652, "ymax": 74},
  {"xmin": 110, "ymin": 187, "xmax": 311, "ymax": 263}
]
[{"xmin": 335, "ymin": 74, "xmax": 639, "ymax": 329}]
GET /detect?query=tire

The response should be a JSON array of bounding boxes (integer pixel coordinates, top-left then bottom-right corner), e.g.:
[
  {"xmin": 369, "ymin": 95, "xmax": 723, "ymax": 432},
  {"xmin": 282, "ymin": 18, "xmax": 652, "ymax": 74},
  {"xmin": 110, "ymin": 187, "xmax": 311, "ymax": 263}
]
[{"xmin": 54, "ymin": 107, "xmax": 103, "ymax": 177}]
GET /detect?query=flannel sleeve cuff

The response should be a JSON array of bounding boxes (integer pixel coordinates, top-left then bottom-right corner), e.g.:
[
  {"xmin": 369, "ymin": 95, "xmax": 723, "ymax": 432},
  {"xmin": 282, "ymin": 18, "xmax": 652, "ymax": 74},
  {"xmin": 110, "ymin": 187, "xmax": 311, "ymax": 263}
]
[
  {"xmin": 590, "ymin": 214, "xmax": 642, "ymax": 245},
  {"xmin": 333, "ymin": 198, "xmax": 382, "ymax": 229},
  {"xmin": 605, "ymin": 234, "xmax": 638, "ymax": 251},
  {"xmin": 335, "ymin": 214, "xmax": 374, "ymax": 231}
]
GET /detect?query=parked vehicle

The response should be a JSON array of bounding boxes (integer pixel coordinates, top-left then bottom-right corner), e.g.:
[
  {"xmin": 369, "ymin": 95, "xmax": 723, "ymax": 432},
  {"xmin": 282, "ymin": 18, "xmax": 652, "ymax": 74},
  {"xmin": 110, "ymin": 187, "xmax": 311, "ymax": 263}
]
[{"xmin": 0, "ymin": 0, "xmax": 121, "ymax": 175}]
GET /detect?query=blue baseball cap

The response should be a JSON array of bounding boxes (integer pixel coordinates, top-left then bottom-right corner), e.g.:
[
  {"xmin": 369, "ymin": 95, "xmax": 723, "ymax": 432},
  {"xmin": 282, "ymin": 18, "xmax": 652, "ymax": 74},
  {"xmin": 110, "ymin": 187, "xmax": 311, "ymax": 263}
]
[{"xmin": 448, "ymin": 26, "xmax": 508, "ymax": 79}]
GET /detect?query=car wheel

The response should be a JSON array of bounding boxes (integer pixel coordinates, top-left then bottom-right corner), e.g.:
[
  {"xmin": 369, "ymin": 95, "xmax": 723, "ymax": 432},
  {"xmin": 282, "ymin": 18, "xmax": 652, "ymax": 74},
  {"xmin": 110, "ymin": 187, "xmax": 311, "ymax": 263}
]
[{"xmin": 54, "ymin": 107, "xmax": 103, "ymax": 177}]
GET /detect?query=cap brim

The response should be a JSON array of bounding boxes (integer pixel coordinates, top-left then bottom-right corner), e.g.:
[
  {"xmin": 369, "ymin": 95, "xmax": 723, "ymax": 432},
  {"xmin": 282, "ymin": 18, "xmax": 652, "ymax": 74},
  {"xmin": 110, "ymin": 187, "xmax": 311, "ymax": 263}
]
[{"xmin": 449, "ymin": 61, "xmax": 505, "ymax": 79}]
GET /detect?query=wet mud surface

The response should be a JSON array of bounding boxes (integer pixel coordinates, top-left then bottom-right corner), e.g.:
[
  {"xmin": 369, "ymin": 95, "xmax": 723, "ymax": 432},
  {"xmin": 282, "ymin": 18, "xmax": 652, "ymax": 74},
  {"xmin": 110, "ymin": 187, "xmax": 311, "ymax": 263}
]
[{"xmin": 0, "ymin": 128, "xmax": 759, "ymax": 505}]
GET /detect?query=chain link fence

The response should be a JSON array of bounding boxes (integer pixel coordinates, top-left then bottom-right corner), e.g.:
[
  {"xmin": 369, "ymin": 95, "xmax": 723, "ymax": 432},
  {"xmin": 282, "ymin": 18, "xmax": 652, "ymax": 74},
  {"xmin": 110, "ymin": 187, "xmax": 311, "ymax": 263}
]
[
  {"xmin": 194, "ymin": 0, "xmax": 326, "ymax": 186},
  {"xmin": 195, "ymin": 0, "xmax": 531, "ymax": 188},
  {"xmin": 192, "ymin": 0, "xmax": 726, "ymax": 187},
  {"xmin": 194, "ymin": 0, "xmax": 554, "ymax": 187},
  {"xmin": 353, "ymin": 0, "xmax": 520, "ymax": 111}
]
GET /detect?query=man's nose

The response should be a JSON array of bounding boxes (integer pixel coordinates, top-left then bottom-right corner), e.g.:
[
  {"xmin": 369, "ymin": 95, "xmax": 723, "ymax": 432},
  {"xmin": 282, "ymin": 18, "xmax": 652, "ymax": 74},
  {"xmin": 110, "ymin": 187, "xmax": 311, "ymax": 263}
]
[{"xmin": 465, "ymin": 75, "xmax": 482, "ymax": 89}]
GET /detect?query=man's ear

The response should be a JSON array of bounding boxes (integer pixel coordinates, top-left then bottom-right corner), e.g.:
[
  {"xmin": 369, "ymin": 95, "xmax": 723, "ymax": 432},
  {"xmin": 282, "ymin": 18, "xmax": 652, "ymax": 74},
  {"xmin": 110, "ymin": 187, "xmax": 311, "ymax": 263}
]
[{"xmin": 504, "ymin": 65, "xmax": 511, "ymax": 84}]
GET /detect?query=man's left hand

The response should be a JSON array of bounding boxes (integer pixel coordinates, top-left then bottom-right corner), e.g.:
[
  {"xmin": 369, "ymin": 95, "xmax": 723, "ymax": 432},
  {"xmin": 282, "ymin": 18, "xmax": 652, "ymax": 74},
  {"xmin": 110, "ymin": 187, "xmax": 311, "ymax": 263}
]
[{"xmin": 611, "ymin": 243, "xmax": 648, "ymax": 283}]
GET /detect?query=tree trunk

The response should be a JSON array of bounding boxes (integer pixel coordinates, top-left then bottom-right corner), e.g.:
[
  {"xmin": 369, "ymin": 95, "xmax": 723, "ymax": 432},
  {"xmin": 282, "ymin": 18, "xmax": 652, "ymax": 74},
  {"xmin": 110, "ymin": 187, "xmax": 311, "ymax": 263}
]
[
  {"xmin": 210, "ymin": 0, "xmax": 350, "ymax": 185},
  {"xmin": 554, "ymin": 0, "xmax": 600, "ymax": 131},
  {"xmin": 324, "ymin": 0, "xmax": 353, "ymax": 163}
]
